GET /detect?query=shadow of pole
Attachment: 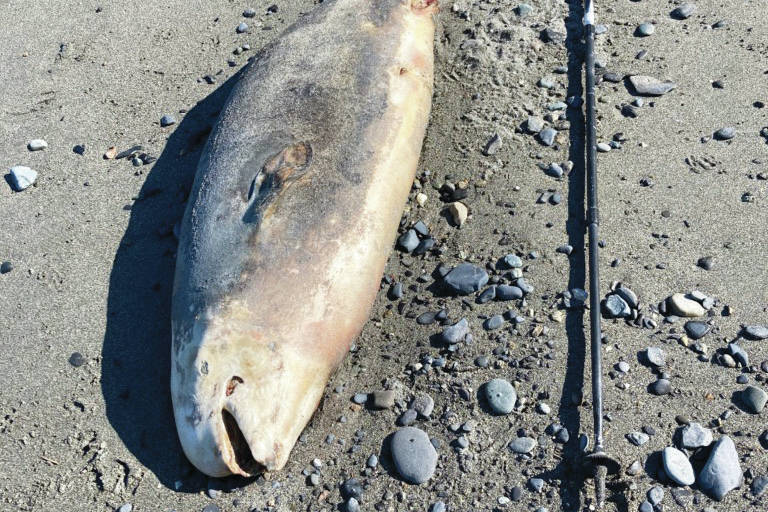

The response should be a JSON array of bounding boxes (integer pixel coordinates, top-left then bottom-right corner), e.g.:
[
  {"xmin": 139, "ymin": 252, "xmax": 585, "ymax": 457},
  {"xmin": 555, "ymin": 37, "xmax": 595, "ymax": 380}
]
[{"xmin": 100, "ymin": 68, "xmax": 247, "ymax": 491}]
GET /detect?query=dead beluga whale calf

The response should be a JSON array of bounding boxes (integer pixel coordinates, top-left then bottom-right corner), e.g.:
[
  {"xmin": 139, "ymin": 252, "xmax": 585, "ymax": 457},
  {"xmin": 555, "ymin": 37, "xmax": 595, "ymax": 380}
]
[{"xmin": 171, "ymin": 0, "xmax": 438, "ymax": 477}]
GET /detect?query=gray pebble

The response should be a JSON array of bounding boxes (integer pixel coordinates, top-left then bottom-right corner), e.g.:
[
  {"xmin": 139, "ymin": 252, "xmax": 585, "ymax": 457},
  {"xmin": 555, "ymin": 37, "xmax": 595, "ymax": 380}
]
[
  {"xmin": 650, "ymin": 379, "xmax": 672, "ymax": 395},
  {"xmin": 663, "ymin": 447, "xmax": 695, "ymax": 486},
  {"xmin": 500, "ymin": 254, "xmax": 523, "ymax": 269},
  {"xmin": 366, "ymin": 454, "xmax": 378, "ymax": 468},
  {"xmin": 397, "ymin": 409, "xmax": 418, "ymax": 426},
  {"xmin": 496, "ymin": 285, "xmax": 523, "ymax": 301},
  {"xmin": 429, "ymin": 502, "xmax": 447, "ymax": 512},
  {"xmin": 444, "ymin": 263, "xmax": 489, "ymax": 295},
  {"xmin": 617, "ymin": 361, "xmax": 630, "ymax": 373},
  {"xmin": 516, "ymin": 3, "xmax": 533, "ymax": 16},
  {"xmin": 681, "ymin": 422, "xmax": 713, "ymax": 448},
  {"xmin": 728, "ymin": 343, "xmax": 749, "ymax": 367},
  {"xmin": 117, "ymin": 505, "xmax": 133, "ymax": 512},
  {"xmin": 526, "ymin": 116, "xmax": 545, "ymax": 133},
  {"xmin": 629, "ymin": 75, "xmax": 677, "ymax": 96},
  {"xmin": 636, "ymin": 23, "xmax": 655, "ymax": 36},
  {"xmin": 440, "ymin": 318, "xmax": 470, "ymax": 345},
  {"xmin": 236, "ymin": 22, "xmax": 249, "ymax": 33},
  {"xmin": 615, "ymin": 287, "xmax": 639, "ymax": 309},
  {"xmin": 483, "ymin": 315, "xmax": 504, "ymax": 331},
  {"xmin": 0, "ymin": 261, "xmax": 14, "ymax": 274},
  {"xmin": 160, "ymin": 114, "xmax": 177, "ymax": 127},
  {"xmin": 483, "ymin": 133, "xmax": 502, "ymax": 155},
  {"xmin": 397, "ymin": 229, "xmax": 419, "ymax": 252},
  {"xmin": 411, "ymin": 394, "xmax": 434, "ymax": 418},
  {"xmin": 477, "ymin": 286, "xmax": 496, "ymax": 304},
  {"xmin": 627, "ymin": 432, "xmax": 649, "ymax": 446},
  {"xmin": 714, "ymin": 127, "xmax": 735, "ymax": 140},
  {"xmin": 390, "ymin": 427, "xmax": 438, "ymax": 484},
  {"xmin": 352, "ymin": 393, "xmax": 368, "ymax": 405},
  {"xmin": 529, "ymin": 477, "xmax": 544, "ymax": 492},
  {"xmin": 740, "ymin": 385, "xmax": 767, "ymax": 413},
  {"xmin": 344, "ymin": 498, "xmax": 360, "ymax": 512},
  {"xmin": 684, "ymin": 321, "xmax": 710, "ymax": 340},
  {"xmin": 751, "ymin": 475, "xmax": 768, "ymax": 497},
  {"xmin": 603, "ymin": 294, "xmax": 631, "ymax": 318},
  {"xmin": 648, "ymin": 485, "xmax": 664, "ymax": 505},
  {"xmin": 645, "ymin": 347, "xmax": 666, "ymax": 367},
  {"xmin": 27, "ymin": 139, "xmax": 48, "ymax": 151},
  {"xmin": 538, "ymin": 128, "xmax": 557, "ymax": 146},
  {"xmin": 672, "ymin": 3, "xmax": 696, "ymax": 19},
  {"xmin": 508, "ymin": 436, "xmax": 537, "ymax": 454},
  {"xmin": 639, "ymin": 501, "xmax": 653, "ymax": 512},
  {"xmin": 483, "ymin": 378, "xmax": 517, "ymax": 414},
  {"xmin": 742, "ymin": 325, "xmax": 768, "ymax": 340},
  {"xmin": 698, "ymin": 436, "xmax": 743, "ymax": 500},
  {"xmin": 8, "ymin": 165, "xmax": 37, "ymax": 191},
  {"xmin": 516, "ymin": 278, "xmax": 534, "ymax": 294},
  {"xmin": 243, "ymin": 7, "xmax": 257, "ymax": 17}
]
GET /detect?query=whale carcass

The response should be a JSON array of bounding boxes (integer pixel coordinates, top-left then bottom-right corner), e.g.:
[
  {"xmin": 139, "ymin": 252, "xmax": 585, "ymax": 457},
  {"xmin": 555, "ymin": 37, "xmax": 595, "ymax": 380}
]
[{"xmin": 171, "ymin": 0, "xmax": 438, "ymax": 477}]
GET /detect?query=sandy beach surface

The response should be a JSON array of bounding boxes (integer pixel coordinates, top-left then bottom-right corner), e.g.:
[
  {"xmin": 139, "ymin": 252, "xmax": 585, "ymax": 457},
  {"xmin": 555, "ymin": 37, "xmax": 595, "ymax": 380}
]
[{"xmin": 1, "ymin": 0, "xmax": 767, "ymax": 511}]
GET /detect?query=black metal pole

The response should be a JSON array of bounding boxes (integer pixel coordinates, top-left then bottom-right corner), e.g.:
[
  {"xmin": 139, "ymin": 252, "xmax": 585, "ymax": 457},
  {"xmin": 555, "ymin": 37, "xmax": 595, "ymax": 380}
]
[{"xmin": 582, "ymin": 0, "xmax": 620, "ymax": 507}]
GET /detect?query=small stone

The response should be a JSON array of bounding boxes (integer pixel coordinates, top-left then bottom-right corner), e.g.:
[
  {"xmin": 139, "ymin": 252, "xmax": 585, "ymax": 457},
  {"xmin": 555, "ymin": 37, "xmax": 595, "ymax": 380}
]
[
  {"xmin": 73, "ymin": 144, "xmax": 86, "ymax": 155},
  {"xmin": 663, "ymin": 447, "xmax": 695, "ymax": 486},
  {"xmin": 538, "ymin": 128, "xmax": 557, "ymax": 146},
  {"xmin": 202, "ymin": 505, "xmax": 220, "ymax": 512},
  {"xmin": 751, "ymin": 475, "xmax": 768, "ymax": 497},
  {"xmin": 496, "ymin": 285, "xmax": 523, "ymax": 301},
  {"xmin": 516, "ymin": 3, "xmax": 533, "ymax": 16},
  {"xmin": 508, "ymin": 436, "xmax": 537, "ymax": 454},
  {"xmin": 429, "ymin": 502, "xmax": 447, "ymax": 512},
  {"xmin": 236, "ymin": 22, "xmax": 249, "ymax": 33},
  {"xmin": 615, "ymin": 287, "xmax": 639, "ymax": 309},
  {"xmin": 672, "ymin": 3, "xmax": 696, "ymax": 19},
  {"xmin": 667, "ymin": 293, "xmax": 706, "ymax": 317},
  {"xmin": 603, "ymin": 294, "xmax": 631, "ymax": 318},
  {"xmin": 516, "ymin": 278, "xmax": 533, "ymax": 294},
  {"xmin": 340, "ymin": 478, "xmax": 363, "ymax": 500},
  {"xmin": 499, "ymin": 254, "xmax": 523, "ymax": 269},
  {"xmin": 728, "ymin": 343, "xmax": 749, "ymax": 367},
  {"xmin": 68, "ymin": 352, "xmax": 86, "ymax": 367},
  {"xmin": 617, "ymin": 361, "xmax": 630, "ymax": 373},
  {"xmin": 639, "ymin": 501, "xmax": 653, "ymax": 512},
  {"xmin": 740, "ymin": 386, "xmax": 767, "ymax": 413},
  {"xmin": 742, "ymin": 325, "xmax": 768, "ymax": 340},
  {"xmin": 160, "ymin": 114, "xmax": 177, "ymax": 127},
  {"xmin": 538, "ymin": 77, "xmax": 555, "ymax": 89},
  {"xmin": 371, "ymin": 390, "xmax": 395, "ymax": 409},
  {"xmin": 526, "ymin": 116, "xmax": 545, "ymax": 133},
  {"xmin": 397, "ymin": 229, "xmax": 419, "ymax": 252},
  {"xmin": 27, "ymin": 139, "xmax": 48, "ymax": 151},
  {"xmin": 596, "ymin": 142, "xmax": 611, "ymax": 152},
  {"xmin": 627, "ymin": 432, "xmax": 650, "ymax": 446},
  {"xmin": 444, "ymin": 264, "xmax": 489, "ymax": 295},
  {"xmin": 529, "ymin": 477, "xmax": 544, "ymax": 492},
  {"xmin": 626, "ymin": 460, "xmax": 643, "ymax": 476},
  {"xmin": 628, "ymin": 75, "xmax": 677, "ymax": 96},
  {"xmin": 367, "ymin": 454, "xmax": 378, "ymax": 467},
  {"xmin": 537, "ymin": 402, "xmax": 551, "ymax": 415},
  {"xmin": 484, "ymin": 315, "xmax": 504, "ymax": 331},
  {"xmin": 117, "ymin": 504, "xmax": 132, "ymax": 512},
  {"xmin": 440, "ymin": 318, "xmax": 470, "ymax": 345},
  {"xmin": 0, "ymin": 261, "xmax": 13, "ymax": 274},
  {"xmin": 636, "ymin": 23, "xmax": 655, "ymax": 36},
  {"xmin": 648, "ymin": 486, "xmax": 664, "ymax": 505},
  {"xmin": 681, "ymin": 423, "xmax": 713, "ymax": 448},
  {"xmin": 684, "ymin": 321, "xmax": 710, "ymax": 340},
  {"xmin": 650, "ymin": 379, "xmax": 672, "ymax": 395},
  {"xmin": 397, "ymin": 409, "xmax": 418, "ymax": 426},
  {"xmin": 483, "ymin": 379, "xmax": 517, "ymax": 414},
  {"xmin": 645, "ymin": 347, "xmax": 666, "ymax": 367},
  {"xmin": 243, "ymin": 7, "xmax": 257, "ymax": 17},
  {"xmin": 104, "ymin": 146, "xmax": 117, "ymax": 159},
  {"xmin": 696, "ymin": 256, "xmax": 714, "ymax": 270},
  {"xmin": 352, "ymin": 392, "xmax": 368, "ymax": 405},
  {"xmin": 545, "ymin": 163, "xmax": 564, "ymax": 178},
  {"xmin": 698, "ymin": 436, "xmax": 743, "ymax": 501},
  {"xmin": 714, "ymin": 127, "xmax": 736, "ymax": 140},
  {"xmin": 390, "ymin": 427, "xmax": 438, "ymax": 484},
  {"xmin": 344, "ymin": 498, "xmax": 360, "ymax": 512},
  {"xmin": 446, "ymin": 202, "xmax": 469, "ymax": 227},
  {"xmin": 411, "ymin": 394, "xmax": 434, "ymax": 418},
  {"xmin": 8, "ymin": 166, "xmax": 37, "ymax": 191},
  {"xmin": 483, "ymin": 133, "xmax": 502, "ymax": 155}
]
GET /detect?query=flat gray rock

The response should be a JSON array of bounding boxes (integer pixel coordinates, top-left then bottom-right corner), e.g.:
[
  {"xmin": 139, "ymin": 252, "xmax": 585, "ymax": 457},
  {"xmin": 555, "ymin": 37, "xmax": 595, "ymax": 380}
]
[
  {"xmin": 509, "ymin": 436, "xmax": 537, "ymax": 454},
  {"xmin": 698, "ymin": 436, "xmax": 742, "ymax": 501},
  {"xmin": 671, "ymin": 3, "xmax": 696, "ymax": 19},
  {"xmin": 663, "ymin": 447, "xmax": 695, "ymax": 486},
  {"xmin": 681, "ymin": 422, "xmax": 713, "ymax": 449},
  {"xmin": 629, "ymin": 75, "xmax": 677, "ymax": 96},
  {"xmin": 627, "ymin": 432, "xmax": 650, "ymax": 446},
  {"xmin": 439, "ymin": 318, "xmax": 470, "ymax": 345},
  {"xmin": 667, "ymin": 293, "xmax": 705, "ymax": 317},
  {"xmin": 8, "ymin": 165, "xmax": 37, "ymax": 191},
  {"xmin": 484, "ymin": 378, "xmax": 517, "ymax": 414},
  {"xmin": 742, "ymin": 325, "xmax": 768, "ymax": 340},
  {"xmin": 443, "ymin": 263, "xmax": 489, "ymax": 295},
  {"xmin": 390, "ymin": 427, "xmax": 437, "ymax": 484},
  {"xmin": 603, "ymin": 294, "xmax": 631, "ymax": 318},
  {"xmin": 684, "ymin": 320, "xmax": 710, "ymax": 340},
  {"xmin": 645, "ymin": 347, "xmax": 666, "ymax": 367},
  {"xmin": 740, "ymin": 385, "xmax": 767, "ymax": 413}
]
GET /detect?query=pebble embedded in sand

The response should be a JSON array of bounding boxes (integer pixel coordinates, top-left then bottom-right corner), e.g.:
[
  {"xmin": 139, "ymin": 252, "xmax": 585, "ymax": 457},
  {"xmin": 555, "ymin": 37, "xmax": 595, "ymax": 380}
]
[
  {"xmin": 8, "ymin": 165, "xmax": 37, "ymax": 191},
  {"xmin": 667, "ymin": 293, "xmax": 706, "ymax": 317},
  {"xmin": 629, "ymin": 75, "xmax": 677, "ymax": 96},
  {"xmin": 27, "ymin": 139, "xmax": 48, "ymax": 151},
  {"xmin": 446, "ymin": 201, "xmax": 468, "ymax": 226},
  {"xmin": 484, "ymin": 378, "xmax": 517, "ymax": 414},
  {"xmin": 390, "ymin": 427, "xmax": 437, "ymax": 484}
]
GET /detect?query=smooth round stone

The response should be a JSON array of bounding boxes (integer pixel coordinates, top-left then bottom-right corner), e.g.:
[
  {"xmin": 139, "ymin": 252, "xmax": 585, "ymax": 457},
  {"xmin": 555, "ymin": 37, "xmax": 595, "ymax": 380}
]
[
  {"xmin": 650, "ymin": 379, "xmax": 672, "ymax": 395},
  {"xmin": 411, "ymin": 394, "xmax": 434, "ymax": 418},
  {"xmin": 741, "ymin": 386, "xmax": 767, "ymax": 413},
  {"xmin": 596, "ymin": 142, "xmax": 611, "ymax": 152},
  {"xmin": 663, "ymin": 447, "xmax": 695, "ymax": 486},
  {"xmin": 681, "ymin": 422, "xmax": 713, "ymax": 448},
  {"xmin": 617, "ymin": 361, "xmax": 630, "ymax": 373},
  {"xmin": 160, "ymin": 114, "xmax": 177, "ymax": 127},
  {"xmin": 516, "ymin": 278, "xmax": 534, "ymax": 294},
  {"xmin": 637, "ymin": 23, "xmax": 655, "ymax": 36},
  {"xmin": 341, "ymin": 478, "xmax": 363, "ymax": 500},
  {"xmin": 366, "ymin": 454, "xmax": 378, "ymax": 468},
  {"xmin": 728, "ymin": 343, "xmax": 749, "ymax": 367},
  {"xmin": 477, "ymin": 286, "xmax": 496, "ymax": 304},
  {"xmin": 484, "ymin": 315, "xmax": 504, "ymax": 331},
  {"xmin": 344, "ymin": 498, "xmax": 360, "ymax": 512},
  {"xmin": 443, "ymin": 263, "xmax": 489, "ymax": 295},
  {"xmin": 751, "ymin": 476, "xmax": 768, "ymax": 497},
  {"xmin": 429, "ymin": 502, "xmax": 447, "ymax": 512},
  {"xmin": 68, "ymin": 352, "xmax": 86, "ymax": 367},
  {"xmin": 484, "ymin": 379, "xmax": 517, "ymax": 414},
  {"xmin": 639, "ymin": 501, "xmax": 653, "ymax": 512},
  {"xmin": 243, "ymin": 7, "xmax": 257, "ymax": 17},
  {"xmin": 667, "ymin": 293, "xmax": 705, "ymax": 317},
  {"xmin": 236, "ymin": 22, "xmax": 249, "ymax": 33},
  {"xmin": 0, "ymin": 261, "xmax": 13, "ymax": 274},
  {"xmin": 27, "ymin": 139, "xmax": 48, "ymax": 151},
  {"xmin": 529, "ymin": 477, "xmax": 544, "ymax": 492},
  {"xmin": 8, "ymin": 165, "xmax": 38, "ymax": 191},
  {"xmin": 698, "ymin": 436, "xmax": 742, "ymax": 501},
  {"xmin": 615, "ymin": 287, "xmax": 638, "ymax": 308},
  {"xmin": 397, "ymin": 409, "xmax": 418, "ymax": 426},
  {"xmin": 538, "ymin": 128, "xmax": 557, "ymax": 146},
  {"xmin": 645, "ymin": 347, "xmax": 666, "ymax": 367},
  {"xmin": 715, "ymin": 127, "xmax": 735, "ymax": 140},
  {"xmin": 390, "ymin": 427, "xmax": 437, "ymax": 484},
  {"xmin": 117, "ymin": 504, "xmax": 133, "ymax": 512},
  {"xmin": 672, "ymin": 3, "xmax": 696, "ymax": 19},
  {"xmin": 508, "ymin": 436, "xmax": 537, "ymax": 454},
  {"xmin": 684, "ymin": 321, "xmax": 710, "ymax": 340},
  {"xmin": 352, "ymin": 393, "xmax": 368, "ymax": 404},
  {"xmin": 545, "ymin": 163, "xmax": 564, "ymax": 178},
  {"xmin": 742, "ymin": 325, "xmax": 768, "ymax": 340},
  {"xmin": 496, "ymin": 285, "xmax": 523, "ymax": 301}
]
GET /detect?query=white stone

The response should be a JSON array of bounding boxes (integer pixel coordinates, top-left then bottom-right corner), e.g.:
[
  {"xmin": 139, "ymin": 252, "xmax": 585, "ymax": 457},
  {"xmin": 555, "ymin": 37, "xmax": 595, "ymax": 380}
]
[{"xmin": 8, "ymin": 166, "xmax": 38, "ymax": 191}]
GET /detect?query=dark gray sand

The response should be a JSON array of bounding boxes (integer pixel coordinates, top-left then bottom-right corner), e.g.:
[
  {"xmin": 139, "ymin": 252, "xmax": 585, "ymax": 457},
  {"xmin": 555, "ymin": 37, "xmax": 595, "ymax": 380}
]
[{"xmin": 1, "ymin": 0, "xmax": 767, "ymax": 511}]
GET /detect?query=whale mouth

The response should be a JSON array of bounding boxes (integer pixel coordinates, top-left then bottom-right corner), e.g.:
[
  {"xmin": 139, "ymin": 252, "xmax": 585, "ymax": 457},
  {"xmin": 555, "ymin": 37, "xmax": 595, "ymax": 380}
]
[{"xmin": 222, "ymin": 409, "xmax": 265, "ymax": 476}]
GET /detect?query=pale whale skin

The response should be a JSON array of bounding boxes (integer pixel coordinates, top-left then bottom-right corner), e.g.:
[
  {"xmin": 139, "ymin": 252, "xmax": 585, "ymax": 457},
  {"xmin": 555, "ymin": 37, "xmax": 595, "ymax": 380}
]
[{"xmin": 171, "ymin": 0, "xmax": 437, "ymax": 477}]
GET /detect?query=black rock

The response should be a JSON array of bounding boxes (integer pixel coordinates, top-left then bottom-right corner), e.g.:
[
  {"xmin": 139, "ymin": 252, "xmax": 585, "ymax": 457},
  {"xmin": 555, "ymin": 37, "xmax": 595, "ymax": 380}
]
[
  {"xmin": 684, "ymin": 321, "xmax": 710, "ymax": 340},
  {"xmin": 443, "ymin": 263, "xmax": 489, "ymax": 295}
]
